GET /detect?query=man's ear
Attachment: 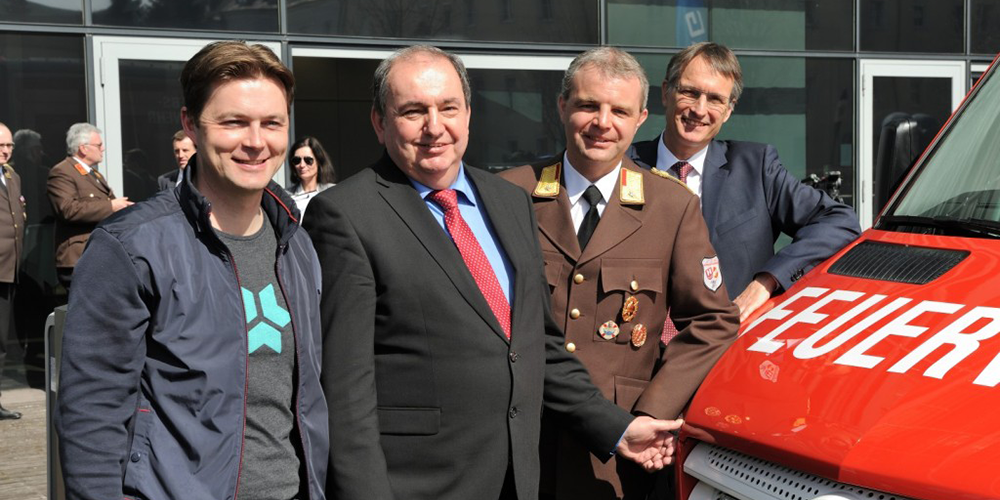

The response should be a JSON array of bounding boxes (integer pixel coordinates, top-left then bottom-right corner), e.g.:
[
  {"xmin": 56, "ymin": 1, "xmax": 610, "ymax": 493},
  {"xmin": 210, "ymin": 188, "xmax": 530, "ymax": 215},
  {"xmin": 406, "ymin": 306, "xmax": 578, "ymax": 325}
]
[
  {"xmin": 180, "ymin": 107, "xmax": 199, "ymax": 148},
  {"xmin": 557, "ymin": 95, "xmax": 568, "ymax": 124},
  {"xmin": 370, "ymin": 107, "xmax": 386, "ymax": 145}
]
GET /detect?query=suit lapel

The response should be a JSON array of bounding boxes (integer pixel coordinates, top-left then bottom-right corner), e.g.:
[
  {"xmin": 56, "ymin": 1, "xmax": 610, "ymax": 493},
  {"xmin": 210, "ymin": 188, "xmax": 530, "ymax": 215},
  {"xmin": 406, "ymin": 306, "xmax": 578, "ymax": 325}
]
[
  {"xmin": 73, "ymin": 159, "xmax": 113, "ymax": 195},
  {"xmin": 578, "ymin": 160, "xmax": 642, "ymax": 266},
  {"xmin": 375, "ymin": 158, "xmax": 509, "ymax": 342},
  {"xmin": 700, "ymin": 140, "xmax": 729, "ymax": 232}
]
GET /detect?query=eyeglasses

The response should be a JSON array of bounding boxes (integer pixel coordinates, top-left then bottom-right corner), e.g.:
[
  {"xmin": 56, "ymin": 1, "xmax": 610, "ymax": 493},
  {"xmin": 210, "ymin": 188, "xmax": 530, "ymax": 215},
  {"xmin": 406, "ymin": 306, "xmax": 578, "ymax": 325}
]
[
  {"xmin": 291, "ymin": 156, "xmax": 315, "ymax": 166},
  {"xmin": 0, "ymin": 143, "xmax": 13, "ymax": 151},
  {"xmin": 673, "ymin": 85, "xmax": 732, "ymax": 112},
  {"xmin": 85, "ymin": 142, "xmax": 104, "ymax": 149}
]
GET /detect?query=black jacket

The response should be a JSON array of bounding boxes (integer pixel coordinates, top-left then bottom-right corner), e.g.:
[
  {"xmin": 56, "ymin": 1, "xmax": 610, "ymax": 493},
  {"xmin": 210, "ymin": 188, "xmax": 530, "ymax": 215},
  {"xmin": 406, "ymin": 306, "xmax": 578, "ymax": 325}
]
[{"xmin": 56, "ymin": 159, "xmax": 329, "ymax": 500}]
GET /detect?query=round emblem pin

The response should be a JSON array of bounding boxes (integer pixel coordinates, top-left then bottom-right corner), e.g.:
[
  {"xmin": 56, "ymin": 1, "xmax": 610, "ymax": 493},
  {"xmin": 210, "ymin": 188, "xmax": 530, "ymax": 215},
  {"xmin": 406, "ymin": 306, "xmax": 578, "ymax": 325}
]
[{"xmin": 598, "ymin": 321, "xmax": 620, "ymax": 340}]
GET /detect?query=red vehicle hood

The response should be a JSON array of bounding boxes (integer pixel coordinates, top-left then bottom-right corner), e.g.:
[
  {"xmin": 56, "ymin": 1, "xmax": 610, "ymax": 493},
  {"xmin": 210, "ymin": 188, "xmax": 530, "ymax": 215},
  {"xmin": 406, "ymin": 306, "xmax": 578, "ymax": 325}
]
[{"xmin": 686, "ymin": 229, "xmax": 1000, "ymax": 500}]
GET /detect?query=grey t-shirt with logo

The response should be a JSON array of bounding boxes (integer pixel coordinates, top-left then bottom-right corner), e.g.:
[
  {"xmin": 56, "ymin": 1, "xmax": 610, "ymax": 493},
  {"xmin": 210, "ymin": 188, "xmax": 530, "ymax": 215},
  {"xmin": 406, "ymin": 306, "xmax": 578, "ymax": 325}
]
[{"xmin": 218, "ymin": 222, "xmax": 301, "ymax": 500}]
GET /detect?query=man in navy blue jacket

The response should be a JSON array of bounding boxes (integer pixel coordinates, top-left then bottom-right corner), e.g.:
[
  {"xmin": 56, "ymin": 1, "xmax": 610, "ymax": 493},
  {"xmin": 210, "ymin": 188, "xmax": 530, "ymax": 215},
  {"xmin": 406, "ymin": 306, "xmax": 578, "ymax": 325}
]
[
  {"xmin": 56, "ymin": 41, "xmax": 328, "ymax": 500},
  {"xmin": 630, "ymin": 42, "xmax": 860, "ymax": 322}
]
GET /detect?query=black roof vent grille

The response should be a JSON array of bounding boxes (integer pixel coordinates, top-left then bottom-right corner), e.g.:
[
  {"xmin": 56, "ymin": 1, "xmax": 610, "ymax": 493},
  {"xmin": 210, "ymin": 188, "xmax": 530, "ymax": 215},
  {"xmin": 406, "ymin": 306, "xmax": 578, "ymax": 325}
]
[{"xmin": 828, "ymin": 241, "xmax": 968, "ymax": 285}]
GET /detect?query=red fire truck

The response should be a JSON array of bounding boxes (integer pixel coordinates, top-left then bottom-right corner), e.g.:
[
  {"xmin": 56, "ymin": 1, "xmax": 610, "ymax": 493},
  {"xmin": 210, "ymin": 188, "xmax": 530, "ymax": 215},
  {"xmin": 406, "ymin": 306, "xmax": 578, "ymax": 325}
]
[{"xmin": 677, "ymin": 55, "xmax": 1000, "ymax": 500}]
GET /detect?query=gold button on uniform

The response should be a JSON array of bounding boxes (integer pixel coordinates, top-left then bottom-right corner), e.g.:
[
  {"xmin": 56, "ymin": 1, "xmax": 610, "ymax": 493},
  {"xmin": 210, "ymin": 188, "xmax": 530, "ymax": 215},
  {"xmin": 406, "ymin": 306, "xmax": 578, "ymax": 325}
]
[
  {"xmin": 630, "ymin": 280, "xmax": 639, "ymax": 292},
  {"xmin": 573, "ymin": 273, "xmax": 584, "ymax": 284},
  {"xmin": 565, "ymin": 342, "xmax": 576, "ymax": 353},
  {"xmin": 569, "ymin": 308, "xmax": 580, "ymax": 319}
]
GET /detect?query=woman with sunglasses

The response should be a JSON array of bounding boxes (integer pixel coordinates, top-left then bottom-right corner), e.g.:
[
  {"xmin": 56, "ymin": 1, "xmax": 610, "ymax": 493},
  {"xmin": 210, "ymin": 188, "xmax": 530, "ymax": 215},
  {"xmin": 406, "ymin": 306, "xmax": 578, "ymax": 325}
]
[{"xmin": 288, "ymin": 136, "xmax": 337, "ymax": 219}]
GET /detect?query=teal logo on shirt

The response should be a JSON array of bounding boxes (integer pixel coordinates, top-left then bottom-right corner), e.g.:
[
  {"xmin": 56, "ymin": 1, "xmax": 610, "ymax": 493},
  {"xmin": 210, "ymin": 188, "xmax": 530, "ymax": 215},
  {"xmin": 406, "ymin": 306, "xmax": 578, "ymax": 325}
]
[{"xmin": 242, "ymin": 284, "xmax": 290, "ymax": 354}]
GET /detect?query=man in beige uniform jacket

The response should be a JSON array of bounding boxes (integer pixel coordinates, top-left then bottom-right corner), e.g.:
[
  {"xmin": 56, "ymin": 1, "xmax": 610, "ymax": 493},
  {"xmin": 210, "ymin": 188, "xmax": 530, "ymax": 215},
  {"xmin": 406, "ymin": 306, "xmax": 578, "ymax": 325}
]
[{"xmin": 500, "ymin": 48, "xmax": 739, "ymax": 500}]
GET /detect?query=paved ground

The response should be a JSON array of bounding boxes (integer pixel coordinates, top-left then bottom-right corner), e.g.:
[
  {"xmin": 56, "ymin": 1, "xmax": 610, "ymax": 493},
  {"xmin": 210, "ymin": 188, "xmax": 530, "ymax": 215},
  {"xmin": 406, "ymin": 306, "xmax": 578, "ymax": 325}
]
[{"xmin": 0, "ymin": 341, "xmax": 50, "ymax": 499}]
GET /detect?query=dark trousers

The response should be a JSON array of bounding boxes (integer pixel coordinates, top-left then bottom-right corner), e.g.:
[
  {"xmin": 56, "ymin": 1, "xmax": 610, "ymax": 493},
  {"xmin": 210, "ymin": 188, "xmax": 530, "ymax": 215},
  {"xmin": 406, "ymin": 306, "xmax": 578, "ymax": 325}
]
[{"xmin": 0, "ymin": 282, "xmax": 15, "ymax": 398}]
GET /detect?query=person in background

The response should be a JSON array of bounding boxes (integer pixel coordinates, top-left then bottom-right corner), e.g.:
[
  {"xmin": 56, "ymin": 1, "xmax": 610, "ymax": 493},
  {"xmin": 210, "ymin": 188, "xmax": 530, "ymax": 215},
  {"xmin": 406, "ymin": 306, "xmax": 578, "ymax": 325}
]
[
  {"xmin": 47, "ymin": 122, "xmax": 132, "ymax": 289},
  {"xmin": 288, "ymin": 136, "xmax": 336, "ymax": 219},
  {"xmin": 157, "ymin": 129, "xmax": 196, "ymax": 191},
  {"xmin": 0, "ymin": 122, "xmax": 26, "ymax": 420}
]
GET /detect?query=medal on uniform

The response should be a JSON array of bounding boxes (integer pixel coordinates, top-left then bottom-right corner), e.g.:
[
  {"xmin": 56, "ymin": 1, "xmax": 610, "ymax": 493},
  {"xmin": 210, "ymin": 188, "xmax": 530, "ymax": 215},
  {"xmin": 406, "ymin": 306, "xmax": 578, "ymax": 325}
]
[
  {"xmin": 598, "ymin": 320, "xmax": 620, "ymax": 340},
  {"xmin": 533, "ymin": 163, "xmax": 561, "ymax": 198},
  {"xmin": 621, "ymin": 295, "xmax": 638, "ymax": 322},
  {"xmin": 619, "ymin": 168, "xmax": 645, "ymax": 205},
  {"xmin": 630, "ymin": 323, "xmax": 647, "ymax": 347}
]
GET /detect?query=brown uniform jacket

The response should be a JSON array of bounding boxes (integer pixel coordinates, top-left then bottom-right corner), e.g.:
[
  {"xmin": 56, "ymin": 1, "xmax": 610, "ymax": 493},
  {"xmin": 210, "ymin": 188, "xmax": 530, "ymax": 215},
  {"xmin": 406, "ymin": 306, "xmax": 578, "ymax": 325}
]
[
  {"xmin": 500, "ymin": 157, "xmax": 739, "ymax": 499},
  {"xmin": 48, "ymin": 157, "xmax": 115, "ymax": 270},
  {"xmin": 0, "ymin": 164, "xmax": 26, "ymax": 283}
]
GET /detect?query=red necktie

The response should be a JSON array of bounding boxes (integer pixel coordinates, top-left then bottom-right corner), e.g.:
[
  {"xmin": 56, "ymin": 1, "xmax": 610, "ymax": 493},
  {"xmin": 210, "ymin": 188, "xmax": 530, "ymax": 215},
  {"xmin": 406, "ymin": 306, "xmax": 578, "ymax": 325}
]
[
  {"xmin": 429, "ymin": 189, "xmax": 512, "ymax": 339},
  {"xmin": 662, "ymin": 161, "xmax": 694, "ymax": 345},
  {"xmin": 672, "ymin": 161, "xmax": 693, "ymax": 184}
]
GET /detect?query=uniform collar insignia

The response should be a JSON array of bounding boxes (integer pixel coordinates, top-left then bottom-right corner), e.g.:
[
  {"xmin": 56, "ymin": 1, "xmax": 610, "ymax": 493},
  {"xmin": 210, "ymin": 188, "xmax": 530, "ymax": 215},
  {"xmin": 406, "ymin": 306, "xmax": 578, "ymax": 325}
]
[
  {"xmin": 533, "ymin": 161, "xmax": 561, "ymax": 198},
  {"xmin": 619, "ymin": 166, "xmax": 645, "ymax": 205}
]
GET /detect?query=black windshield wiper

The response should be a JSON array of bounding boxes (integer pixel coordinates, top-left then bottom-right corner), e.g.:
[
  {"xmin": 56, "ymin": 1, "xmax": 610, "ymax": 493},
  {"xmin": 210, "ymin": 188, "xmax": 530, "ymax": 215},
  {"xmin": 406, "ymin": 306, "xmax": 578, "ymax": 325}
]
[{"xmin": 880, "ymin": 215, "xmax": 1000, "ymax": 238}]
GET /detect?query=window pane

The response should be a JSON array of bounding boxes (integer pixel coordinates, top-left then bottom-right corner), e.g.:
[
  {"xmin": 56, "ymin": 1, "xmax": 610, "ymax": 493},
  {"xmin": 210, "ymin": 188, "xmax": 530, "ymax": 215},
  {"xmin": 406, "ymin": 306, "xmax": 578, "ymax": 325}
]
[
  {"xmin": 607, "ymin": 0, "xmax": 852, "ymax": 51},
  {"xmin": 2, "ymin": 0, "xmax": 82, "ymax": 24},
  {"xmin": 287, "ymin": 0, "xmax": 597, "ymax": 44},
  {"xmin": 0, "ymin": 32, "xmax": 87, "ymax": 378},
  {"xmin": 723, "ymin": 57, "xmax": 855, "ymax": 207},
  {"xmin": 860, "ymin": 0, "xmax": 963, "ymax": 53},
  {"xmin": 292, "ymin": 57, "xmax": 382, "ymax": 183},
  {"xmin": 117, "ymin": 59, "xmax": 188, "ymax": 204},
  {"xmin": 465, "ymin": 69, "xmax": 565, "ymax": 171},
  {"xmin": 971, "ymin": 0, "xmax": 1000, "ymax": 55},
  {"xmin": 92, "ymin": 0, "xmax": 279, "ymax": 32}
]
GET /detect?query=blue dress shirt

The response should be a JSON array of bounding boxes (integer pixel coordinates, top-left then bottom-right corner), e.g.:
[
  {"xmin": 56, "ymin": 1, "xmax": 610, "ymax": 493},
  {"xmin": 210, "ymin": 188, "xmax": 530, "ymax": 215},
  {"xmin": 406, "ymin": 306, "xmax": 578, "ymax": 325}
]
[{"xmin": 410, "ymin": 163, "xmax": 514, "ymax": 305}]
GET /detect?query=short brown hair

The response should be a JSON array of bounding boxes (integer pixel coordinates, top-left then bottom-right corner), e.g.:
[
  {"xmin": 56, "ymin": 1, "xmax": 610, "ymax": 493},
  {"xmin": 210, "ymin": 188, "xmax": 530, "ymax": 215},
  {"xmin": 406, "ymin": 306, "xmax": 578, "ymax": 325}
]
[
  {"xmin": 181, "ymin": 41, "xmax": 294, "ymax": 122},
  {"xmin": 561, "ymin": 47, "xmax": 649, "ymax": 110},
  {"xmin": 665, "ymin": 42, "xmax": 743, "ymax": 106},
  {"xmin": 172, "ymin": 129, "xmax": 190, "ymax": 143}
]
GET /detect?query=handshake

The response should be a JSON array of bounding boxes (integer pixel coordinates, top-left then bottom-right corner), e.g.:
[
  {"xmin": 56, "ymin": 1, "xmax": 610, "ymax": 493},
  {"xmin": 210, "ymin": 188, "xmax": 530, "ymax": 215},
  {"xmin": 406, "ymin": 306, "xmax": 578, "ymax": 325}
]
[{"xmin": 616, "ymin": 416, "xmax": 685, "ymax": 472}]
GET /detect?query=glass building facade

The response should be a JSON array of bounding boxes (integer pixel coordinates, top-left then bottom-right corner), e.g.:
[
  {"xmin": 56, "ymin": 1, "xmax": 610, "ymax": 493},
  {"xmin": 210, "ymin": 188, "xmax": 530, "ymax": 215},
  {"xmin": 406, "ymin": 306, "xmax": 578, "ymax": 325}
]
[{"xmin": 1, "ymin": 1, "xmax": 998, "ymax": 360}]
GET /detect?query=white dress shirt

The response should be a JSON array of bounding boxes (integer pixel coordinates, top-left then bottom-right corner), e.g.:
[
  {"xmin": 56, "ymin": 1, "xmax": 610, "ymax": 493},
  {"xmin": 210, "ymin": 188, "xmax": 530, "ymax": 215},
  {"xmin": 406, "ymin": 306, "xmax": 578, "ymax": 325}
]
[
  {"xmin": 563, "ymin": 153, "xmax": 622, "ymax": 233},
  {"xmin": 656, "ymin": 134, "xmax": 708, "ymax": 198}
]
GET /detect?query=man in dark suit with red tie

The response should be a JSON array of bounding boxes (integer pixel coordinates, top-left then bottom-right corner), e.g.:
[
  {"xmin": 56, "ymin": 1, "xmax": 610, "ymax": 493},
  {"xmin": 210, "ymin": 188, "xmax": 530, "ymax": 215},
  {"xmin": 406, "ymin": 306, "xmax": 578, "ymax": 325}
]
[
  {"xmin": 302, "ymin": 45, "xmax": 683, "ymax": 500},
  {"xmin": 47, "ymin": 122, "xmax": 133, "ymax": 288}
]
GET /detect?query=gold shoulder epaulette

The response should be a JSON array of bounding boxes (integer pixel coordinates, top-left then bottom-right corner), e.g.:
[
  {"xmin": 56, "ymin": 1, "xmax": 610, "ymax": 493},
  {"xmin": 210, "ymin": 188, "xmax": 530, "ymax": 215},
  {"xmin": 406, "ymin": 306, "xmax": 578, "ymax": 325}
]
[
  {"xmin": 650, "ymin": 167, "xmax": 694, "ymax": 195},
  {"xmin": 619, "ymin": 167, "xmax": 645, "ymax": 205},
  {"xmin": 533, "ymin": 162, "xmax": 561, "ymax": 198}
]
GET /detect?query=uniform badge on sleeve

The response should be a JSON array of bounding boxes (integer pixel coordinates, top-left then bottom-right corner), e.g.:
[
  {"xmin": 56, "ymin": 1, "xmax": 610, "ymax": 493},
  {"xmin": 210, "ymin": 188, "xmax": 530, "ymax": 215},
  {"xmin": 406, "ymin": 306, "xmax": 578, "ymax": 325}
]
[{"xmin": 702, "ymin": 256, "xmax": 722, "ymax": 292}]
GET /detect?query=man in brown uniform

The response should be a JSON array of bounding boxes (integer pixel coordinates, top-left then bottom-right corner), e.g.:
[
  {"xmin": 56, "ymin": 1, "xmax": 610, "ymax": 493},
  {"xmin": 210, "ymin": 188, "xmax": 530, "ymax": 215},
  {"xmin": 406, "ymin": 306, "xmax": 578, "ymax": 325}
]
[
  {"xmin": 47, "ymin": 122, "xmax": 132, "ymax": 288},
  {"xmin": 500, "ymin": 47, "xmax": 740, "ymax": 499},
  {"xmin": 0, "ymin": 122, "xmax": 26, "ymax": 419}
]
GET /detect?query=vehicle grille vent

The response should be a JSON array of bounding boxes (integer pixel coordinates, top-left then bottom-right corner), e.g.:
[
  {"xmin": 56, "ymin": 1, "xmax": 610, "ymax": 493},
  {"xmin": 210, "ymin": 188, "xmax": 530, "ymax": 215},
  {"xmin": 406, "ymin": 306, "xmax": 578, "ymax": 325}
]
[
  {"xmin": 828, "ymin": 241, "xmax": 968, "ymax": 284},
  {"xmin": 685, "ymin": 443, "xmax": 917, "ymax": 500}
]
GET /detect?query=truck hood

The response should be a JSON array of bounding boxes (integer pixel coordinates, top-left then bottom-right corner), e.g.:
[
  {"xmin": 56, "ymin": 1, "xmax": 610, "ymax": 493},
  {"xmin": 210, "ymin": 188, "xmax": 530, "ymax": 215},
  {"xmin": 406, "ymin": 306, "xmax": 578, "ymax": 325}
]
[{"xmin": 686, "ymin": 229, "xmax": 1000, "ymax": 500}]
